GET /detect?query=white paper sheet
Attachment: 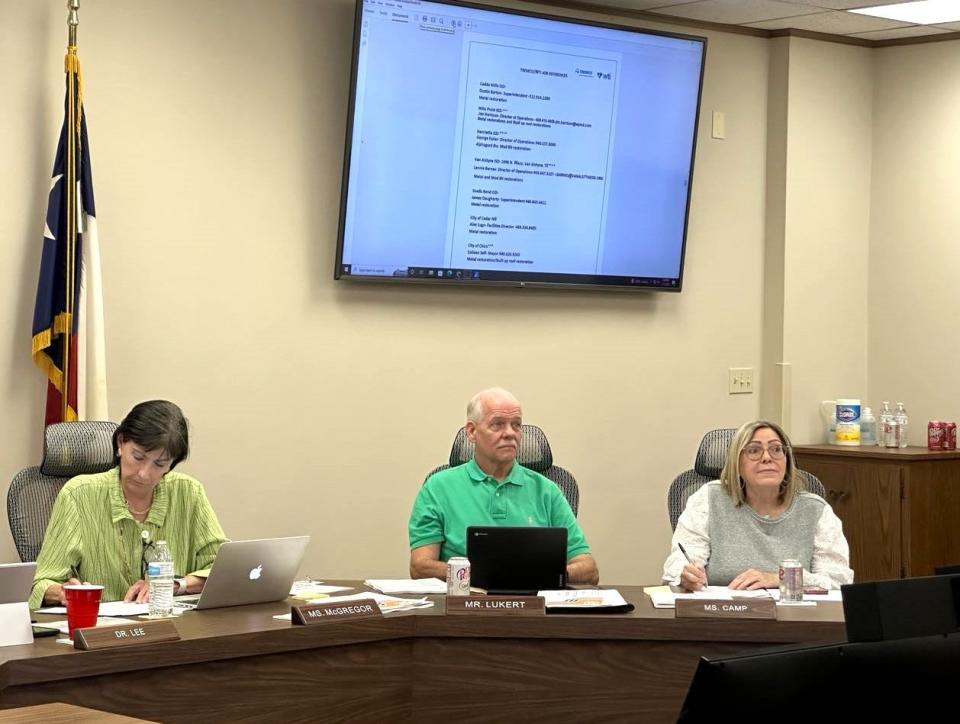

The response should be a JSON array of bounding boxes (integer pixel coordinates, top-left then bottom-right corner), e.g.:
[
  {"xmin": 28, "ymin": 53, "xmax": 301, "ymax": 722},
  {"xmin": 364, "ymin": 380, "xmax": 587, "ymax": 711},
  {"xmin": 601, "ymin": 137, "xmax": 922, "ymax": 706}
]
[
  {"xmin": 37, "ymin": 600, "xmax": 151, "ymax": 617},
  {"xmin": 537, "ymin": 589, "xmax": 629, "ymax": 608},
  {"xmin": 364, "ymin": 578, "xmax": 446, "ymax": 595}
]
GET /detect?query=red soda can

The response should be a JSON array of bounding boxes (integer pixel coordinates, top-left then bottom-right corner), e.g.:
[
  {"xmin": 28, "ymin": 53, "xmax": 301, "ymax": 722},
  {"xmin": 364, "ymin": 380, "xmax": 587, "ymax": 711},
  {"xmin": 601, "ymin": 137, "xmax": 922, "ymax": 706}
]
[
  {"xmin": 945, "ymin": 422, "xmax": 957, "ymax": 450},
  {"xmin": 928, "ymin": 421, "xmax": 944, "ymax": 450}
]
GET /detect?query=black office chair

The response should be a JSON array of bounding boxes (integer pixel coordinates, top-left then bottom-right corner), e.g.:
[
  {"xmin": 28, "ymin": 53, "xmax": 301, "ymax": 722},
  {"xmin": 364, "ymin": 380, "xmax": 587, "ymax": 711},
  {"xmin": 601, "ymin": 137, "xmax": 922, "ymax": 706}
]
[
  {"xmin": 7, "ymin": 421, "xmax": 118, "ymax": 561},
  {"xmin": 667, "ymin": 428, "xmax": 827, "ymax": 531},
  {"xmin": 425, "ymin": 424, "xmax": 580, "ymax": 516}
]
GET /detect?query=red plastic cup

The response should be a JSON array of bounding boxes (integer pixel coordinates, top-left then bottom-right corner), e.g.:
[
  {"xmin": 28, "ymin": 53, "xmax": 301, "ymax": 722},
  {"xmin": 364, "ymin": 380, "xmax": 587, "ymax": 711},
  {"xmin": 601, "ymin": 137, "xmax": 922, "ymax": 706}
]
[{"xmin": 63, "ymin": 584, "xmax": 104, "ymax": 640}]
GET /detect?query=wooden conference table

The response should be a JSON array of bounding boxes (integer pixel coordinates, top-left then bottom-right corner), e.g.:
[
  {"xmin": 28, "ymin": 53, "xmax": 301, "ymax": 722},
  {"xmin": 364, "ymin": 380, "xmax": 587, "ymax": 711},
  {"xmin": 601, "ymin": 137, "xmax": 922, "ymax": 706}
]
[{"xmin": 0, "ymin": 583, "xmax": 845, "ymax": 723}]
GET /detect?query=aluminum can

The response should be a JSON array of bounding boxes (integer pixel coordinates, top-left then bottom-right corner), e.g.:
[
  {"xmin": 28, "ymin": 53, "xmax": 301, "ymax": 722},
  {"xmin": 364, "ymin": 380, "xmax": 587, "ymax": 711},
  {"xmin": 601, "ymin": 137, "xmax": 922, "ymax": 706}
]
[
  {"xmin": 945, "ymin": 422, "xmax": 957, "ymax": 451},
  {"xmin": 778, "ymin": 559, "xmax": 803, "ymax": 603},
  {"xmin": 928, "ymin": 420, "xmax": 944, "ymax": 450},
  {"xmin": 446, "ymin": 557, "xmax": 471, "ymax": 596}
]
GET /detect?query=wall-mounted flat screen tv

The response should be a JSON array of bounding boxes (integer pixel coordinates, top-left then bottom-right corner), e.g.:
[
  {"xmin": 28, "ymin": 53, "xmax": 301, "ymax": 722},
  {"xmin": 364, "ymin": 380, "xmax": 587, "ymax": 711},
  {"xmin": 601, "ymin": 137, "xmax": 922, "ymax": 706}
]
[{"xmin": 335, "ymin": 0, "xmax": 706, "ymax": 291}]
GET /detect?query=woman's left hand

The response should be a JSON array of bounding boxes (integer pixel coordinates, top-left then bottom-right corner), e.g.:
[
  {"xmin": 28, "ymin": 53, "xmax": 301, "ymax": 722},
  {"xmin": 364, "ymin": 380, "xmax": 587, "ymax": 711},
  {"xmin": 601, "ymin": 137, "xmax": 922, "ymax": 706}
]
[
  {"xmin": 123, "ymin": 579, "xmax": 151, "ymax": 603},
  {"xmin": 729, "ymin": 569, "xmax": 779, "ymax": 590}
]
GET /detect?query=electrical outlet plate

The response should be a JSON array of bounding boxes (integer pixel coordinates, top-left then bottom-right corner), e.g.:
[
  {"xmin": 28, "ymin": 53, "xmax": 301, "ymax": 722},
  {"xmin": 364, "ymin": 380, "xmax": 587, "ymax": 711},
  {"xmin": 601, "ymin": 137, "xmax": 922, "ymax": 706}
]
[{"xmin": 728, "ymin": 367, "xmax": 753, "ymax": 394}]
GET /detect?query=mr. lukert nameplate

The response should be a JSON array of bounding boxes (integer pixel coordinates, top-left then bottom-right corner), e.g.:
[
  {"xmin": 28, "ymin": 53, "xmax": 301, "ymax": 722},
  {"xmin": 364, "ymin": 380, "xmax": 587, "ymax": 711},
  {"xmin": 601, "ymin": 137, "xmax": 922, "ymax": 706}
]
[
  {"xmin": 292, "ymin": 598, "xmax": 382, "ymax": 625},
  {"xmin": 675, "ymin": 597, "xmax": 776, "ymax": 619},
  {"xmin": 446, "ymin": 595, "xmax": 545, "ymax": 616},
  {"xmin": 73, "ymin": 619, "xmax": 180, "ymax": 650}
]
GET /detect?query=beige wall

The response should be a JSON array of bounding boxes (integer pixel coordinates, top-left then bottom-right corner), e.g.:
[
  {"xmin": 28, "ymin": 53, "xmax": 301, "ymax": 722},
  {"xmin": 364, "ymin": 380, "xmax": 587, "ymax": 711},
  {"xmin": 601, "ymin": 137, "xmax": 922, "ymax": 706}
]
[
  {"xmin": 869, "ymin": 40, "xmax": 960, "ymax": 444},
  {"xmin": 781, "ymin": 38, "xmax": 873, "ymax": 443},
  {"xmin": 0, "ymin": 0, "xmax": 955, "ymax": 585}
]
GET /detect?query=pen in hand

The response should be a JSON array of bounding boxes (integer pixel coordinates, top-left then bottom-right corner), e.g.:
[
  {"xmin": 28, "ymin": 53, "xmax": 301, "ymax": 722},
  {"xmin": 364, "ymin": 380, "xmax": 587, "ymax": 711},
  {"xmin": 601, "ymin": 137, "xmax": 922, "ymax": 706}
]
[{"xmin": 677, "ymin": 543, "xmax": 707, "ymax": 591}]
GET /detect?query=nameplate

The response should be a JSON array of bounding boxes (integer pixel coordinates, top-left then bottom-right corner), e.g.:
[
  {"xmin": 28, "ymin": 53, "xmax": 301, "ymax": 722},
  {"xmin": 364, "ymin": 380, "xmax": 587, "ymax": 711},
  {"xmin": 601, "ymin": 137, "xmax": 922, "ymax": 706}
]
[
  {"xmin": 445, "ymin": 596, "xmax": 545, "ymax": 616},
  {"xmin": 291, "ymin": 599, "xmax": 382, "ymax": 625},
  {"xmin": 73, "ymin": 619, "xmax": 180, "ymax": 650},
  {"xmin": 675, "ymin": 598, "xmax": 776, "ymax": 619}
]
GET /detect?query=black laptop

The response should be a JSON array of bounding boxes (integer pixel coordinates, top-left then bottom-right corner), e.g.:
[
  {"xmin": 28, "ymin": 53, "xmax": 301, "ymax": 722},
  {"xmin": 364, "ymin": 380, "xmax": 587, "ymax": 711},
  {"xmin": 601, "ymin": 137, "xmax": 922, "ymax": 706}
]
[{"xmin": 466, "ymin": 526, "xmax": 568, "ymax": 595}]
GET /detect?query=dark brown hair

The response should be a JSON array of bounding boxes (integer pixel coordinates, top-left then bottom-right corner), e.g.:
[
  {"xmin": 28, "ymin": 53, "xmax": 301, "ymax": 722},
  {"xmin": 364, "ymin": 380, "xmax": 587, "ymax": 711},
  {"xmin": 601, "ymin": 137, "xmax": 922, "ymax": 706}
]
[{"xmin": 112, "ymin": 400, "xmax": 190, "ymax": 470}]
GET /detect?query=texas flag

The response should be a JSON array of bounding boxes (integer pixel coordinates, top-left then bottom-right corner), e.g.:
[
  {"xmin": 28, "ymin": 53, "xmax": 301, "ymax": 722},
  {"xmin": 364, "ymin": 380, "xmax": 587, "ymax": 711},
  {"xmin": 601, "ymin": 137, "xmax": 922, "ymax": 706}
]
[{"xmin": 31, "ymin": 56, "xmax": 108, "ymax": 425}]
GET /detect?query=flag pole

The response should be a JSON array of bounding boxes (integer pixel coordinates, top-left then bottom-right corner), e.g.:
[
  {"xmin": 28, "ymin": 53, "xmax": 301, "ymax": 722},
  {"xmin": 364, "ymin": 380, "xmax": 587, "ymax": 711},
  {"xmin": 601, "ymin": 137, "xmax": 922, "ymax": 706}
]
[{"xmin": 63, "ymin": 0, "xmax": 80, "ymax": 421}]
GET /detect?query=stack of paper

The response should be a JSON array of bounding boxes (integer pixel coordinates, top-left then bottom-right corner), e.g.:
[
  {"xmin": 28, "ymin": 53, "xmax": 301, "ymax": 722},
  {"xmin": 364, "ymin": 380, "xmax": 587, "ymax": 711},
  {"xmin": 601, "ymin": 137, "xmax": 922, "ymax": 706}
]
[
  {"xmin": 41, "ymin": 616, "xmax": 139, "ymax": 636},
  {"xmin": 536, "ymin": 589, "xmax": 629, "ymax": 608},
  {"xmin": 364, "ymin": 578, "xmax": 446, "ymax": 595},
  {"xmin": 274, "ymin": 592, "xmax": 434, "ymax": 620},
  {"xmin": 289, "ymin": 580, "xmax": 354, "ymax": 597},
  {"xmin": 768, "ymin": 589, "xmax": 843, "ymax": 603},
  {"xmin": 644, "ymin": 585, "xmax": 772, "ymax": 609},
  {"xmin": 38, "ymin": 601, "xmax": 151, "ymax": 617}
]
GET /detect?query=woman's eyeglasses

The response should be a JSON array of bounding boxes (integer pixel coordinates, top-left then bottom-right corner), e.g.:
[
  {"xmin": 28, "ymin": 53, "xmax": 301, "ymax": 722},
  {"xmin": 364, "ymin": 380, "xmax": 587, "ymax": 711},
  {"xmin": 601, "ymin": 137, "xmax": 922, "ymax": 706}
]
[
  {"xmin": 140, "ymin": 537, "xmax": 156, "ymax": 579},
  {"xmin": 742, "ymin": 443, "xmax": 787, "ymax": 461}
]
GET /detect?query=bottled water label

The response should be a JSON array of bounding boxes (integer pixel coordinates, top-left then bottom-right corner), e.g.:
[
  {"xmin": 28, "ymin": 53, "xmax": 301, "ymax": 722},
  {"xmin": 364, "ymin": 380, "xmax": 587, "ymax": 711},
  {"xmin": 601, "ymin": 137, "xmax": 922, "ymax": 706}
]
[{"xmin": 148, "ymin": 541, "xmax": 176, "ymax": 618}]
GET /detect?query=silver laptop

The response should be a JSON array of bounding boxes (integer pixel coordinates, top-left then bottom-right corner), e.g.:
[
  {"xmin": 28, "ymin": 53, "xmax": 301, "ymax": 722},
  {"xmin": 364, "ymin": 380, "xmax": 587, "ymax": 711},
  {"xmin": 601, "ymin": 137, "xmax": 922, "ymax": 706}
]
[
  {"xmin": 0, "ymin": 562, "xmax": 36, "ymax": 604},
  {"xmin": 176, "ymin": 536, "xmax": 309, "ymax": 611}
]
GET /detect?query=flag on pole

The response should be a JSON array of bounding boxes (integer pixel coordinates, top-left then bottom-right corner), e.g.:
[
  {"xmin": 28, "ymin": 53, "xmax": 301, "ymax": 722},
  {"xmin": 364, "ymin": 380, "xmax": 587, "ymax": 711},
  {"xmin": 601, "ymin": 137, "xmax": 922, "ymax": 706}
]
[{"xmin": 31, "ymin": 42, "xmax": 108, "ymax": 425}]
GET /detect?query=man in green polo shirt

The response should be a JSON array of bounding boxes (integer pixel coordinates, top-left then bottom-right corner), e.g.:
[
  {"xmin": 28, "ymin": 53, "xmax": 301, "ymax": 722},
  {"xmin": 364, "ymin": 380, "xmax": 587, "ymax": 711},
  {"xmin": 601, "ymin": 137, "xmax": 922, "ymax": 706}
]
[{"xmin": 408, "ymin": 387, "xmax": 599, "ymax": 584}]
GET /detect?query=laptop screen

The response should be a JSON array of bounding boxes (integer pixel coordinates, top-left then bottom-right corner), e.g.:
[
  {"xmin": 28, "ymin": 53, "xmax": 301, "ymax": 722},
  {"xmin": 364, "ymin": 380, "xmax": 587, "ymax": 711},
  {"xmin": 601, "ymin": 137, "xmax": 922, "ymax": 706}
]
[
  {"xmin": 0, "ymin": 562, "xmax": 37, "ymax": 605},
  {"xmin": 466, "ymin": 526, "xmax": 567, "ymax": 595}
]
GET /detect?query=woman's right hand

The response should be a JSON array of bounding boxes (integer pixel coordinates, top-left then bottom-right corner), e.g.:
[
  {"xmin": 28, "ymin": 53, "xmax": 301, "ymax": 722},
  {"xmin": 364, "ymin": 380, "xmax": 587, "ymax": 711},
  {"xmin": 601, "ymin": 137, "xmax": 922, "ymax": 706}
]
[
  {"xmin": 44, "ymin": 577, "xmax": 82, "ymax": 606},
  {"xmin": 680, "ymin": 563, "xmax": 707, "ymax": 591}
]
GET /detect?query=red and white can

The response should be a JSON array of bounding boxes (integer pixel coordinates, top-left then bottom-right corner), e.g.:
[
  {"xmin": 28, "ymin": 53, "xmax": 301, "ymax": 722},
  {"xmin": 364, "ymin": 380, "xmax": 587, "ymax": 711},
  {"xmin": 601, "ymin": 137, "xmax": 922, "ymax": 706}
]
[
  {"xmin": 446, "ymin": 557, "xmax": 471, "ymax": 596},
  {"xmin": 779, "ymin": 559, "xmax": 803, "ymax": 603},
  {"xmin": 928, "ymin": 420, "xmax": 945, "ymax": 450},
  {"xmin": 945, "ymin": 422, "xmax": 957, "ymax": 450}
]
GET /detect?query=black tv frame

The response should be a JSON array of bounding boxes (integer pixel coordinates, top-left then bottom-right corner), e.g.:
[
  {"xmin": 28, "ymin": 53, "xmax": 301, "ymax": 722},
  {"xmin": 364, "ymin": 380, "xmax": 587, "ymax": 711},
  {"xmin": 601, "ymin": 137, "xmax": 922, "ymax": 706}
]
[{"xmin": 334, "ymin": 0, "xmax": 707, "ymax": 292}]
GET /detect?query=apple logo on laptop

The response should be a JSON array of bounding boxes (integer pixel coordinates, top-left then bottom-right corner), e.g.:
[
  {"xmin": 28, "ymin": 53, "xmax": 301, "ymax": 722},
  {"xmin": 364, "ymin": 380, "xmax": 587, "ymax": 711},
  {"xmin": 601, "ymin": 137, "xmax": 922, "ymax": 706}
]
[{"xmin": 249, "ymin": 564, "xmax": 263, "ymax": 581}]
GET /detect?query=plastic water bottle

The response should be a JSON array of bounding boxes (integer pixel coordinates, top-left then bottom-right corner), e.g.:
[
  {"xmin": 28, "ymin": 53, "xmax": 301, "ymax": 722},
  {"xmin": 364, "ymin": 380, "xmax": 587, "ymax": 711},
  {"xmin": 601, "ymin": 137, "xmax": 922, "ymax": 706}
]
[
  {"xmin": 879, "ymin": 401, "xmax": 895, "ymax": 447},
  {"xmin": 148, "ymin": 540, "xmax": 175, "ymax": 618},
  {"xmin": 894, "ymin": 402, "xmax": 909, "ymax": 448},
  {"xmin": 860, "ymin": 406, "xmax": 877, "ymax": 446}
]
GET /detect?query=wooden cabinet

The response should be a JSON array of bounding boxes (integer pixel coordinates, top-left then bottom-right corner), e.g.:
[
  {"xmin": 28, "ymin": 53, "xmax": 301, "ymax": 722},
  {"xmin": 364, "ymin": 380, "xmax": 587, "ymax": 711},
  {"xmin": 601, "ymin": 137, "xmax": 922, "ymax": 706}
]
[{"xmin": 793, "ymin": 445, "xmax": 960, "ymax": 582}]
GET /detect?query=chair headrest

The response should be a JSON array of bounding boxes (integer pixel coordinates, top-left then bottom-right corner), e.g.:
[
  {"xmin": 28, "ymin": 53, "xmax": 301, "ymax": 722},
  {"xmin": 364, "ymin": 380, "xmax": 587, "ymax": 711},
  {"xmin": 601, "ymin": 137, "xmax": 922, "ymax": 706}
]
[
  {"xmin": 449, "ymin": 424, "xmax": 553, "ymax": 472},
  {"xmin": 40, "ymin": 421, "xmax": 119, "ymax": 477},
  {"xmin": 693, "ymin": 428, "xmax": 736, "ymax": 479}
]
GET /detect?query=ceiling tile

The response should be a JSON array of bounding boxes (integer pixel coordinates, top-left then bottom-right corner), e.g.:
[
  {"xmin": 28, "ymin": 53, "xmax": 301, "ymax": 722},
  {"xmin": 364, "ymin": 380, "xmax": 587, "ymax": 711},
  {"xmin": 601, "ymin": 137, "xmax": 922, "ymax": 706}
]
[
  {"xmin": 746, "ymin": 8, "xmax": 910, "ymax": 31},
  {"xmin": 850, "ymin": 24, "xmax": 954, "ymax": 39},
  {"xmin": 781, "ymin": 0, "xmax": 910, "ymax": 8},
  {"xmin": 645, "ymin": 0, "xmax": 823, "ymax": 25},
  {"xmin": 932, "ymin": 21, "xmax": 960, "ymax": 31}
]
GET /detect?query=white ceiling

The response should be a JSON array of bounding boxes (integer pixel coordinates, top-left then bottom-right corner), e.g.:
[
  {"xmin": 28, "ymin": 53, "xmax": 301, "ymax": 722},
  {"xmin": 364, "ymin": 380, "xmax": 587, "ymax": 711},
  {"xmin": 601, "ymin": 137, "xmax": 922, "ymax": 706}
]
[{"xmin": 546, "ymin": 0, "xmax": 960, "ymax": 42}]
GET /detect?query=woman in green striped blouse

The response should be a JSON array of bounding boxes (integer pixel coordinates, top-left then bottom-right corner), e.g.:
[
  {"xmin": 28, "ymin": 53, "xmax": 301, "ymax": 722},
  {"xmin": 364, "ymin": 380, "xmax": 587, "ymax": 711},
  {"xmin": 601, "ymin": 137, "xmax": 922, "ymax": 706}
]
[{"xmin": 30, "ymin": 400, "xmax": 228, "ymax": 609}]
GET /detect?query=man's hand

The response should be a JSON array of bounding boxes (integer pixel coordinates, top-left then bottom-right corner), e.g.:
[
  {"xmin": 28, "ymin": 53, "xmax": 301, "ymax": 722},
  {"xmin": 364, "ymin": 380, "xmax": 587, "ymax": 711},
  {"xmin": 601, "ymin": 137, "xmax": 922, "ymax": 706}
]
[
  {"xmin": 728, "ymin": 569, "xmax": 779, "ymax": 590},
  {"xmin": 566, "ymin": 553, "xmax": 599, "ymax": 585}
]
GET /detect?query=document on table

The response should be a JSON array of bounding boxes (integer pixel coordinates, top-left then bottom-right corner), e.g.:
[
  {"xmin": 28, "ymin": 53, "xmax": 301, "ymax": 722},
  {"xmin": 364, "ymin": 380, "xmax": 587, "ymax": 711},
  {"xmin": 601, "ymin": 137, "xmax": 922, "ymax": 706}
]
[
  {"xmin": 645, "ymin": 585, "xmax": 772, "ymax": 609},
  {"xmin": 290, "ymin": 580, "xmax": 354, "ymax": 597},
  {"xmin": 537, "ymin": 589, "xmax": 629, "ymax": 609},
  {"xmin": 364, "ymin": 578, "xmax": 447, "ymax": 595},
  {"xmin": 43, "ymin": 616, "xmax": 140, "ymax": 636},
  {"xmin": 273, "ymin": 592, "xmax": 434, "ymax": 620},
  {"xmin": 37, "ymin": 601, "xmax": 151, "ymax": 617},
  {"xmin": 768, "ymin": 589, "xmax": 843, "ymax": 603}
]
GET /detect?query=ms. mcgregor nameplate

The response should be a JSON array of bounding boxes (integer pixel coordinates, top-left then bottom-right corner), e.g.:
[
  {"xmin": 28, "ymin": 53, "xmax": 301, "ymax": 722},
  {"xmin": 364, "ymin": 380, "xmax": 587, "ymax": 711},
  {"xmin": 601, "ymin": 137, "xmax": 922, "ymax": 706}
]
[
  {"xmin": 291, "ymin": 599, "xmax": 382, "ymax": 625},
  {"xmin": 675, "ymin": 598, "xmax": 776, "ymax": 619},
  {"xmin": 73, "ymin": 619, "xmax": 180, "ymax": 650},
  {"xmin": 445, "ymin": 596, "xmax": 545, "ymax": 616}
]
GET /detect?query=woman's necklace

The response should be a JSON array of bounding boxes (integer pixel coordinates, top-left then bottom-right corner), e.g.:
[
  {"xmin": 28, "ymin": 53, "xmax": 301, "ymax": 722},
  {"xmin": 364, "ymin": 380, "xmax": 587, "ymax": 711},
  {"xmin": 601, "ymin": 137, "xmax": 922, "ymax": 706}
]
[{"xmin": 120, "ymin": 482, "xmax": 152, "ymax": 515}]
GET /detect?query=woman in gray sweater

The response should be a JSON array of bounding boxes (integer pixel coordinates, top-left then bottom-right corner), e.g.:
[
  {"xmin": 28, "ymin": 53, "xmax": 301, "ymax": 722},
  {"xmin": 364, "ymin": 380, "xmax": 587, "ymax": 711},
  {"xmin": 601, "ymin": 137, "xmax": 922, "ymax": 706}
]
[{"xmin": 663, "ymin": 420, "xmax": 853, "ymax": 591}]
